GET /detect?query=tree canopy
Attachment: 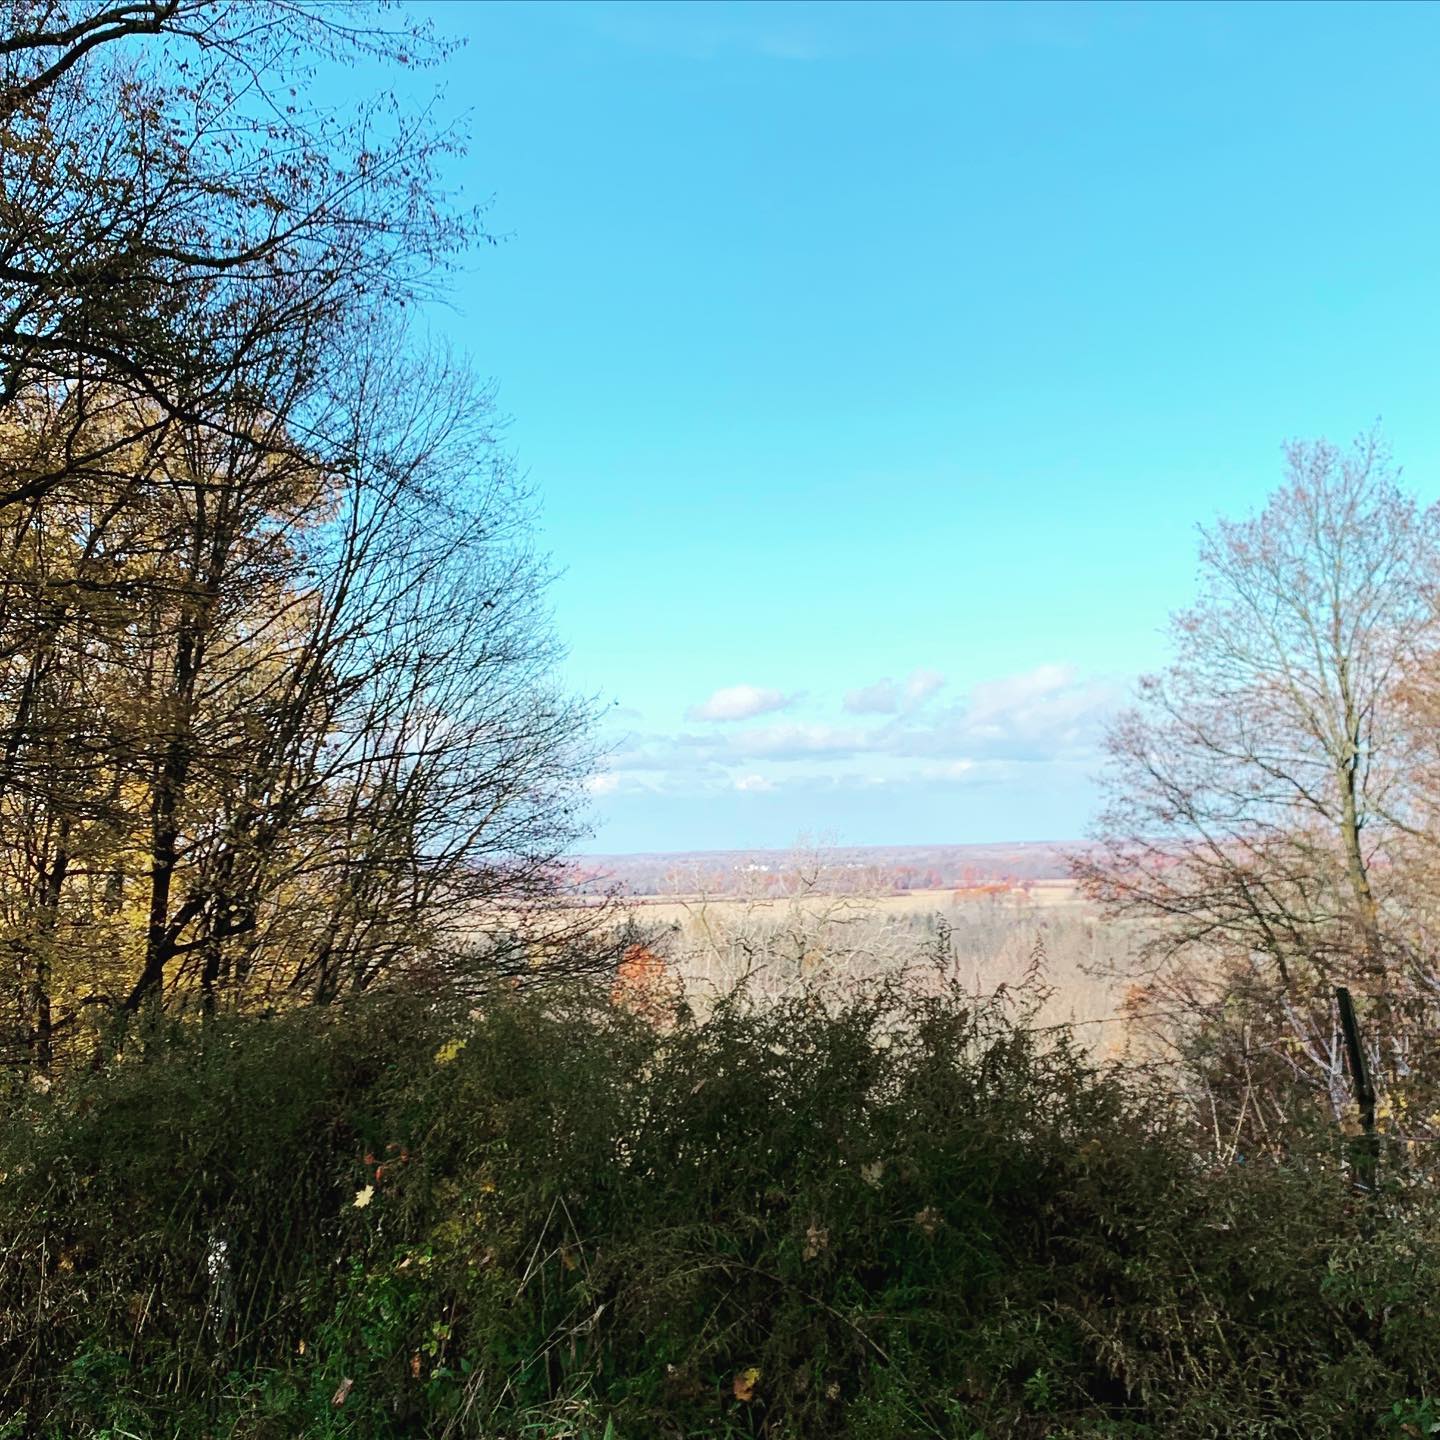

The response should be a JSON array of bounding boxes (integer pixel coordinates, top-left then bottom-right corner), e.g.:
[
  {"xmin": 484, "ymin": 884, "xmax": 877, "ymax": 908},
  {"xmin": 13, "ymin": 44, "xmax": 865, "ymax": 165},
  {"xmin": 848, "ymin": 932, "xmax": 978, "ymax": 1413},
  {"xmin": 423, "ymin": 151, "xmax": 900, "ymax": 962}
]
[{"xmin": 0, "ymin": 2, "xmax": 595, "ymax": 1069}]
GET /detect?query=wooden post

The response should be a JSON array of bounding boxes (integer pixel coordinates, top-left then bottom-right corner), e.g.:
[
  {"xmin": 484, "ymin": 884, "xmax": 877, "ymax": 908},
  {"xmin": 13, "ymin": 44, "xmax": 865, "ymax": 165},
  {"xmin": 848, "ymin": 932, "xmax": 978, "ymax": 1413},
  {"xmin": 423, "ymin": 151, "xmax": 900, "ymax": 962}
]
[{"xmin": 1335, "ymin": 985, "xmax": 1378, "ymax": 1192}]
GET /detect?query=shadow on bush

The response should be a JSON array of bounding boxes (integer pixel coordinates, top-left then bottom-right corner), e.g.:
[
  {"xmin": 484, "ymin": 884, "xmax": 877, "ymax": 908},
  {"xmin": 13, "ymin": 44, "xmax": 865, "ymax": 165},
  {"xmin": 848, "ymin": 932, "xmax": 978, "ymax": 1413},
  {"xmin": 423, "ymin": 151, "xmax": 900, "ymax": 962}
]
[{"xmin": 0, "ymin": 975, "xmax": 1437, "ymax": 1438}]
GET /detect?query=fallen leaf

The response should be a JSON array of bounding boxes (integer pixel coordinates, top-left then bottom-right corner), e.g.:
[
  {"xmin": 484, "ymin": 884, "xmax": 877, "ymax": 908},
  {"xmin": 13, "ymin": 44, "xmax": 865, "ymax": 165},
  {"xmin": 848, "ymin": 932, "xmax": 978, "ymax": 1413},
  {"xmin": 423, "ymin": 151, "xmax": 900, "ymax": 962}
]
[
  {"xmin": 353, "ymin": 1185, "xmax": 374, "ymax": 1209},
  {"xmin": 331, "ymin": 1377, "xmax": 353, "ymax": 1406},
  {"xmin": 733, "ymin": 1366, "xmax": 761, "ymax": 1402},
  {"xmin": 802, "ymin": 1223, "xmax": 828, "ymax": 1262}
]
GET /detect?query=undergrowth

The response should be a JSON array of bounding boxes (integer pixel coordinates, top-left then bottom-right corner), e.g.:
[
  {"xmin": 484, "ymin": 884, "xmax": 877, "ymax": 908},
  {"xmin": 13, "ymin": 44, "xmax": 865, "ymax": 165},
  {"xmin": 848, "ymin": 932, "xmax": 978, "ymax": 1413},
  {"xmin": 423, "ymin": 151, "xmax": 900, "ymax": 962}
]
[{"xmin": 0, "ymin": 976, "xmax": 1436, "ymax": 1438}]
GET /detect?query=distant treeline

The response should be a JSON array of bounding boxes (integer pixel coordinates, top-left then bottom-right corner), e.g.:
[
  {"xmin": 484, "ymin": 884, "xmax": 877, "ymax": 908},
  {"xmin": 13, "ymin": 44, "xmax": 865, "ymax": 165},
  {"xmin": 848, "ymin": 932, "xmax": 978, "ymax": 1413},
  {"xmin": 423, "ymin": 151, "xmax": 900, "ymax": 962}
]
[{"xmin": 567, "ymin": 843, "xmax": 1075, "ymax": 897}]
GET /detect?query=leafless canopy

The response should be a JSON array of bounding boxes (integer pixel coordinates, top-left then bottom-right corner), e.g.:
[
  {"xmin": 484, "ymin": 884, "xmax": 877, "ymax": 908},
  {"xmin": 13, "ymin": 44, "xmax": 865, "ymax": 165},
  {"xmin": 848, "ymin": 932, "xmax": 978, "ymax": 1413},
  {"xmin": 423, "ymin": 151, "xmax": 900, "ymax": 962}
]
[{"xmin": 1077, "ymin": 432, "xmax": 1440, "ymax": 987}]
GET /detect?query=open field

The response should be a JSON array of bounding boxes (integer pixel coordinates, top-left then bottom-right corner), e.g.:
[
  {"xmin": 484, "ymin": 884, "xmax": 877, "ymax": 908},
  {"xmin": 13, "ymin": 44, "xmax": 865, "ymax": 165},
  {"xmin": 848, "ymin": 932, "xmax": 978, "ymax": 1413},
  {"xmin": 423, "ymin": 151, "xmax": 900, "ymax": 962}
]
[
  {"xmin": 623, "ymin": 878, "xmax": 1084, "ymax": 923},
  {"xmin": 615, "ymin": 879, "xmax": 1144, "ymax": 1054}
]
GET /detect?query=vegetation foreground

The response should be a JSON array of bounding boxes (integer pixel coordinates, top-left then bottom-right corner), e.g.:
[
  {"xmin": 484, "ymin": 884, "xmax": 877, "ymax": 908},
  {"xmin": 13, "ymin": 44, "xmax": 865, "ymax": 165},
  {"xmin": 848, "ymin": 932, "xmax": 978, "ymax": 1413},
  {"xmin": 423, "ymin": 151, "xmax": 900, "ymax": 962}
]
[{"xmin": 2, "ymin": 977, "xmax": 1437, "ymax": 1440}]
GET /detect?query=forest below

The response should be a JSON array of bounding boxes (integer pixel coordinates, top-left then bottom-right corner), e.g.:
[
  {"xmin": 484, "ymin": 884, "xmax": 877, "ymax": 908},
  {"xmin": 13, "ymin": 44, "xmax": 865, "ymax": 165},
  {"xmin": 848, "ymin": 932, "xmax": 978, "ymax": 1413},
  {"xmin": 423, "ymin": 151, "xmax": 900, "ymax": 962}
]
[{"xmin": 1, "ymin": 4, "xmax": 1439, "ymax": 1438}]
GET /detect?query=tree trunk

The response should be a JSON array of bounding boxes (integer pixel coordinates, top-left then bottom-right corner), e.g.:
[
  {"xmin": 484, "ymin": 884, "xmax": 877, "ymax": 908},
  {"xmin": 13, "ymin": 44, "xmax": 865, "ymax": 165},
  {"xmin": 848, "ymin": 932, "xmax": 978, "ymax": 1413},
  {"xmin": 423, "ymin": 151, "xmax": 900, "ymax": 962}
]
[{"xmin": 30, "ymin": 830, "xmax": 68, "ymax": 1072}]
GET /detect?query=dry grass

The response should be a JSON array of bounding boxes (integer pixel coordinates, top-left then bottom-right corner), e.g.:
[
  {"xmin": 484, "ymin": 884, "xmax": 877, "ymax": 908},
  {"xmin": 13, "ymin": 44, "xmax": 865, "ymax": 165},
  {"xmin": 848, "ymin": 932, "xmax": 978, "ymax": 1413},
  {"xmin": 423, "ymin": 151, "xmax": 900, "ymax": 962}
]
[{"xmin": 614, "ymin": 879, "xmax": 1145, "ymax": 1057}]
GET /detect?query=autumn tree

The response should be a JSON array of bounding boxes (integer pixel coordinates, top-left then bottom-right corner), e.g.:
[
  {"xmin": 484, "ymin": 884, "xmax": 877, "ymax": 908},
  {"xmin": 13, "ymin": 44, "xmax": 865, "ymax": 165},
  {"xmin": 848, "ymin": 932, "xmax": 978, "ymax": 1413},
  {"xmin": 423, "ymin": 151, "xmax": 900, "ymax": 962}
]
[
  {"xmin": 0, "ymin": 6, "xmax": 604, "ymax": 1069},
  {"xmin": 0, "ymin": 341, "xmax": 601, "ymax": 1065}
]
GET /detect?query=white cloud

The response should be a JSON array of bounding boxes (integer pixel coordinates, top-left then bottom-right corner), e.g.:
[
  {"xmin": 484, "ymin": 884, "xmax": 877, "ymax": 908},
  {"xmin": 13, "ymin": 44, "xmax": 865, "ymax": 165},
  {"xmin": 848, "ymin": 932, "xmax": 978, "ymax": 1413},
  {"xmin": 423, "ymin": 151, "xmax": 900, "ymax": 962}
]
[
  {"xmin": 892, "ymin": 664, "xmax": 1121, "ymax": 765},
  {"xmin": 597, "ymin": 664, "xmax": 1122, "ymax": 802},
  {"xmin": 844, "ymin": 667, "xmax": 945, "ymax": 715},
  {"xmin": 843, "ymin": 678, "xmax": 900, "ymax": 715},
  {"xmin": 926, "ymin": 760, "xmax": 977, "ymax": 780},
  {"xmin": 687, "ymin": 684, "xmax": 796, "ymax": 723},
  {"xmin": 966, "ymin": 663, "xmax": 1078, "ymax": 722},
  {"xmin": 730, "ymin": 722, "xmax": 874, "ymax": 761},
  {"xmin": 904, "ymin": 667, "xmax": 946, "ymax": 707},
  {"xmin": 584, "ymin": 773, "xmax": 621, "ymax": 796},
  {"xmin": 733, "ymin": 774, "xmax": 775, "ymax": 792}
]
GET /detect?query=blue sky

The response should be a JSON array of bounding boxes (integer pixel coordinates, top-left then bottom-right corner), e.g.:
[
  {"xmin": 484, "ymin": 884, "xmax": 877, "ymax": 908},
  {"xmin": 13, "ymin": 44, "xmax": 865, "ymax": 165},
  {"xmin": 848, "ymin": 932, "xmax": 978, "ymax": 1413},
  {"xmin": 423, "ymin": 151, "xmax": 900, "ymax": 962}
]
[{"xmin": 393, "ymin": 1, "xmax": 1440, "ymax": 853}]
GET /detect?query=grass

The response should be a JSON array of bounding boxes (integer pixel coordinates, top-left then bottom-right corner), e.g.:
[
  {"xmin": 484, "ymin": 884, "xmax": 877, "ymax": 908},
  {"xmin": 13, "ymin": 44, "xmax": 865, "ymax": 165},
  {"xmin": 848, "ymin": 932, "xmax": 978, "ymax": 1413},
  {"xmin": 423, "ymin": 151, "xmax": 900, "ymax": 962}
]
[{"xmin": 619, "ymin": 882, "xmax": 1141, "ymax": 1053}]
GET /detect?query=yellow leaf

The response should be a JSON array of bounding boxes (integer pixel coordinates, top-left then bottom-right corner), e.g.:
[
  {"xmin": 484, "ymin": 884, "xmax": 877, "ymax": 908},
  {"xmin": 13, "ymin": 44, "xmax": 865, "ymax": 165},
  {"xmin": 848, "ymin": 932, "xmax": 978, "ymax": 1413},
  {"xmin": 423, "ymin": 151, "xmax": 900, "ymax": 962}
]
[
  {"xmin": 434, "ymin": 1038, "xmax": 467, "ymax": 1065},
  {"xmin": 733, "ymin": 1366, "xmax": 761, "ymax": 1402},
  {"xmin": 353, "ymin": 1185, "xmax": 374, "ymax": 1209}
]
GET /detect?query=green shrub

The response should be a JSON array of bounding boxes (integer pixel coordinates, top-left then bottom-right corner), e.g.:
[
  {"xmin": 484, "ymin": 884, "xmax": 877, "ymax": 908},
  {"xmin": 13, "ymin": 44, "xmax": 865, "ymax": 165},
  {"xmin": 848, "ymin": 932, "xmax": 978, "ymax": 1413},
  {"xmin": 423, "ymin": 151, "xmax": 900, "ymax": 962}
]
[{"xmin": 0, "ymin": 977, "xmax": 1436, "ymax": 1438}]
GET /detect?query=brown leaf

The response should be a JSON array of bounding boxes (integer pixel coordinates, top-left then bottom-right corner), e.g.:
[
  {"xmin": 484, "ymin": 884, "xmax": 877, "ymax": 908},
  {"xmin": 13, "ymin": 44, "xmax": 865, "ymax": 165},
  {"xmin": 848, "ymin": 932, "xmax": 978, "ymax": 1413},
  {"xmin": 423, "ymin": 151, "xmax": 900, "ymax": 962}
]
[
  {"xmin": 802, "ymin": 1223, "xmax": 828, "ymax": 1262},
  {"xmin": 914, "ymin": 1205, "xmax": 942, "ymax": 1237},
  {"xmin": 331, "ymin": 1376, "xmax": 354, "ymax": 1407}
]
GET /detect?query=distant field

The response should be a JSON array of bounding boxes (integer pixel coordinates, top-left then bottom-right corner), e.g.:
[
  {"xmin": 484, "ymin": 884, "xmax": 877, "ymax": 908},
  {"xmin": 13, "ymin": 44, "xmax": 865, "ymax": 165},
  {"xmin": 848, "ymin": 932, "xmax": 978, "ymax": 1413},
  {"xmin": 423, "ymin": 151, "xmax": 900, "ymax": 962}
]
[
  {"xmin": 613, "ymin": 879, "xmax": 1141, "ymax": 1056},
  {"xmin": 623, "ymin": 879, "xmax": 1082, "ymax": 924}
]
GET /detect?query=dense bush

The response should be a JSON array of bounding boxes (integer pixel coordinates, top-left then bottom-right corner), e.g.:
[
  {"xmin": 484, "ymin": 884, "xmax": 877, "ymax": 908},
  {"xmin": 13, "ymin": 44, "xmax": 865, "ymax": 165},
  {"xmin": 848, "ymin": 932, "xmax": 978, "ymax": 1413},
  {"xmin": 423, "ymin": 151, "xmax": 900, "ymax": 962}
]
[{"xmin": 0, "ymin": 979, "xmax": 1437, "ymax": 1439}]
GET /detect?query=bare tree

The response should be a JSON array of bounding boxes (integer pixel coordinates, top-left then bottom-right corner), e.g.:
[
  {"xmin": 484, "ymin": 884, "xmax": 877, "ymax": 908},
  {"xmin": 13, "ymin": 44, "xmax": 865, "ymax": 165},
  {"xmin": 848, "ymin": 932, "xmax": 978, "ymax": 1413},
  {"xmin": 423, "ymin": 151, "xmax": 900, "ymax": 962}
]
[
  {"xmin": 0, "ymin": 0, "xmax": 468, "ymax": 512},
  {"xmin": 1073, "ymin": 434, "xmax": 1440, "ymax": 1163},
  {"xmin": 1077, "ymin": 431, "xmax": 1440, "ymax": 988},
  {"xmin": 179, "ymin": 335, "xmax": 599, "ymax": 1011}
]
